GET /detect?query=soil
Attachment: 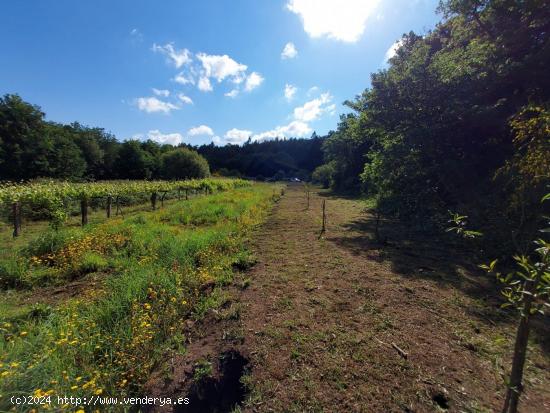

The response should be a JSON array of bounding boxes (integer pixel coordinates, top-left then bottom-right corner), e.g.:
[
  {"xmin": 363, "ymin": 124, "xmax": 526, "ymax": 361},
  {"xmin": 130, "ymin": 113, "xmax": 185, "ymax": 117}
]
[{"xmin": 146, "ymin": 184, "xmax": 550, "ymax": 413}]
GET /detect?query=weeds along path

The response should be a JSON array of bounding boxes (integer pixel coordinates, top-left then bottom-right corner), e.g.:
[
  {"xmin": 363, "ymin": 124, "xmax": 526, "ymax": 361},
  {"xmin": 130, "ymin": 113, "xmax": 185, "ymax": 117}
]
[{"xmin": 240, "ymin": 184, "xmax": 550, "ymax": 412}]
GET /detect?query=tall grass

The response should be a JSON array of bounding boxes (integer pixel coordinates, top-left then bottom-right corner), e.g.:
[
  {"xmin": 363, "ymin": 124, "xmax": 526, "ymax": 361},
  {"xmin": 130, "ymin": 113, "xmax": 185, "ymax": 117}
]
[{"xmin": 0, "ymin": 184, "xmax": 281, "ymax": 410}]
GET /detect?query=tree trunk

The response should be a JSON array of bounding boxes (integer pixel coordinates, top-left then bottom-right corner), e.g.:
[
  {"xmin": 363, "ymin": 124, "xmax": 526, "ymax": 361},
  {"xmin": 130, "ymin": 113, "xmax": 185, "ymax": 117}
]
[
  {"xmin": 151, "ymin": 192, "xmax": 157, "ymax": 210},
  {"xmin": 12, "ymin": 202, "xmax": 21, "ymax": 237},
  {"xmin": 81, "ymin": 198, "xmax": 88, "ymax": 226},
  {"xmin": 106, "ymin": 196, "xmax": 112, "ymax": 218},
  {"xmin": 502, "ymin": 277, "xmax": 538, "ymax": 413}
]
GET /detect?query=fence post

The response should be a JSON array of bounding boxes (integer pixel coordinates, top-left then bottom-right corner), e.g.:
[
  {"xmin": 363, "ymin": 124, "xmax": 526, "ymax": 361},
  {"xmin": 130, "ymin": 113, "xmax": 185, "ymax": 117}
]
[
  {"xmin": 185, "ymin": 189, "xmax": 189, "ymax": 200},
  {"xmin": 160, "ymin": 192, "xmax": 166, "ymax": 208},
  {"xmin": 321, "ymin": 200, "xmax": 326, "ymax": 233},
  {"xmin": 81, "ymin": 198, "xmax": 88, "ymax": 226},
  {"xmin": 12, "ymin": 202, "xmax": 21, "ymax": 237},
  {"xmin": 151, "ymin": 192, "xmax": 157, "ymax": 210},
  {"xmin": 106, "ymin": 196, "xmax": 112, "ymax": 218}
]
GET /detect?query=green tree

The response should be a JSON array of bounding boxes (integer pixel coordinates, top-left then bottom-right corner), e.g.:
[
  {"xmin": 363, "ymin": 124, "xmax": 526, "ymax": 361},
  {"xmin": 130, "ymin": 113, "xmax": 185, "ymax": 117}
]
[
  {"xmin": 44, "ymin": 123, "xmax": 87, "ymax": 179},
  {"xmin": 312, "ymin": 162, "xmax": 335, "ymax": 189},
  {"xmin": 0, "ymin": 94, "xmax": 50, "ymax": 179},
  {"xmin": 115, "ymin": 140, "xmax": 155, "ymax": 179},
  {"xmin": 160, "ymin": 148, "xmax": 210, "ymax": 179}
]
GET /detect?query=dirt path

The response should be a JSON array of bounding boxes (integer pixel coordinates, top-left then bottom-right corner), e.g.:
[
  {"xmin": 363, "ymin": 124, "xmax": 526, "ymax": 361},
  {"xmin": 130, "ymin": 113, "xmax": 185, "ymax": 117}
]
[{"xmin": 239, "ymin": 184, "xmax": 550, "ymax": 412}]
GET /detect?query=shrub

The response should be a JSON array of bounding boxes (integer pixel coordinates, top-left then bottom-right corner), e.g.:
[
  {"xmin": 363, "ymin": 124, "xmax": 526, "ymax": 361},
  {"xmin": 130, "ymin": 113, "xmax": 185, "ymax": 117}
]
[
  {"xmin": 160, "ymin": 148, "xmax": 210, "ymax": 180},
  {"xmin": 312, "ymin": 163, "xmax": 335, "ymax": 189}
]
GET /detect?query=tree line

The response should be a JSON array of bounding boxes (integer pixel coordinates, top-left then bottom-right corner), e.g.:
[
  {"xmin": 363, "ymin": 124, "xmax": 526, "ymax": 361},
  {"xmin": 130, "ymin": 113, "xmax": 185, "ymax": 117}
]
[
  {"xmin": 0, "ymin": 94, "xmax": 209, "ymax": 181},
  {"xmin": 0, "ymin": 94, "xmax": 324, "ymax": 183},
  {"xmin": 313, "ymin": 0, "xmax": 549, "ymax": 253}
]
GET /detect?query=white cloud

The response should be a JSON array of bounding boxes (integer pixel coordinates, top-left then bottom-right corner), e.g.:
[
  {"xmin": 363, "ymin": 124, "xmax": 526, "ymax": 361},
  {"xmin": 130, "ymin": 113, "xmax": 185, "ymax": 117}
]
[
  {"xmin": 244, "ymin": 72, "xmax": 264, "ymax": 92},
  {"xmin": 152, "ymin": 43, "xmax": 192, "ymax": 68},
  {"xmin": 225, "ymin": 89, "xmax": 239, "ymax": 98},
  {"xmin": 134, "ymin": 130, "xmax": 184, "ymax": 146},
  {"xmin": 223, "ymin": 128, "xmax": 252, "ymax": 145},
  {"xmin": 177, "ymin": 93, "xmax": 193, "ymax": 105},
  {"xmin": 384, "ymin": 39, "xmax": 404, "ymax": 62},
  {"xmin": 152, "ymin": 88, "xmax": 170, "ymax": 97},
  {"xmin": 215, "ymin": 90, "xmax": 335, "ymax": 145},
  {"xmin": 153, "ymin": 44, "xmax": 261, "ymax": 95},
  {"xmin": 287, "ymin": 0, "xmax": 380, "ymax": 42},
  {"xmin": 198, "ymin": 76, "xmax": 213, "ymax": 92},
  {"xmin": 284, "ymin": 84, "xmax": 297, "ymax": 101},
  {"xmin": 188, "ymin": 125, "xmax": 214, "ymax": 137},
  {"xmin": 281, "ymin": 42, "xmax": 298, "ymax": 59},
  {"xmin": 252, "ymin": 121, "xmax": 311, "ymax": 142},
  {"xmin": 173, "ymin": 71, "xmax": 195, "ymax": 85},
  {"xmin": 307, "ymin": 86, "xmax": 319, "ymax": 96},
  {"xmin": 293, "ymin": 92, "xmax": 333, "ymax": 122},
  {"xmin": 135, "ymin": 97, "xmax": 179, "ymax": 114},
  {"xmin": 197, "ymin": 53, "xmax": 247, "ymax": 83}
]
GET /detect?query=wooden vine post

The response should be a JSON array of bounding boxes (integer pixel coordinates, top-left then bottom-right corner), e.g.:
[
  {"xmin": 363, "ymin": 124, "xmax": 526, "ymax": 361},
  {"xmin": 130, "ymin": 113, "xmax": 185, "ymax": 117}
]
[
  {"xmin": 321, "ymin": 200, "xmax": 326, "ymax": 233},
  {"xmin": 160, "ymin": 191, "xmax": 167, "ymax": 208},
  {"xmin": 12, "ymin": 202, "xmax": 21, "ymax": 237},
  {"xmin": 151, "ymin": 192, "xmax": 157, "ymax": 210},
  {"xmin": 81, "ymin": 197, "xmax": 88, "ymax": 226},
  {"xmin": 106, "ymin": 196, "xmax": 112, "ymax": 218},
  {"xmin": 185, "ymin": 189, "xmax": 189, "ymax": 200}
]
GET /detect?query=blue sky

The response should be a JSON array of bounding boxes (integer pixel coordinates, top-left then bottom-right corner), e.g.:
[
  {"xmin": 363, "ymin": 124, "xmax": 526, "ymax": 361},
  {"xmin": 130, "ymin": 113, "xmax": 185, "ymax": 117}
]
[{"xmin": 2, "ymin": 0, "xmax": 441, "ymax": 146}]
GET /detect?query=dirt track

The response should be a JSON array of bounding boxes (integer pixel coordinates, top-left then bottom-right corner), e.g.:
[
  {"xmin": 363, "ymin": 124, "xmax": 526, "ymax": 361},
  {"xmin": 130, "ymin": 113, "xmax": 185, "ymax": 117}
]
[
  {"xmin": 239, "ymin": 184, "xmax": 550, "ymax": 412},
  {"xmin": 147, "ymin": 184, "xmax": 550, "ymax": 412}
]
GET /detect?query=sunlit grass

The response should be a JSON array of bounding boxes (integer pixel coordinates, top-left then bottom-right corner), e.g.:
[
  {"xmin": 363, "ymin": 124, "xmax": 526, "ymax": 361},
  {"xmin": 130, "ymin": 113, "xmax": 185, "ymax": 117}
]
[{"xmin": 0, "ymin": 183, "xmax": 282, "ymax": 411}]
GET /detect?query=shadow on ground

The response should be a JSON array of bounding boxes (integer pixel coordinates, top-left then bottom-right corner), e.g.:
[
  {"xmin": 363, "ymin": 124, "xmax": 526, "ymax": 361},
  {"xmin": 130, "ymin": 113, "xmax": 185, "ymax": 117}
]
[{"xmin": 327, "ymin": 211, "xmax": 550, "ymax": 355}]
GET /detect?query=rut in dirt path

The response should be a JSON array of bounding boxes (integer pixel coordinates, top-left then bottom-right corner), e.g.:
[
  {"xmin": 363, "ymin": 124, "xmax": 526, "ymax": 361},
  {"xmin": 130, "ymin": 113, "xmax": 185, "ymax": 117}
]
[{"xmin": 240, "ymin": 184, "xmax": 550, "ymax": 413}]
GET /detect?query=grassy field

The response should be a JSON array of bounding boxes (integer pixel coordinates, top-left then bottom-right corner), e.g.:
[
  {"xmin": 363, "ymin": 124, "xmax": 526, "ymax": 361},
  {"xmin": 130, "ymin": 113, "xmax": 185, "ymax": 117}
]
[{"xmin": 0, "ymin": 183, "xmax": 281, "ymax": 411}]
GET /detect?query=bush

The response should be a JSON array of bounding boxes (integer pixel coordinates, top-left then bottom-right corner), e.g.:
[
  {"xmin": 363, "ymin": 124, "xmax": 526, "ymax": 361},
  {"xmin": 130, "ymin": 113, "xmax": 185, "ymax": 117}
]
[
  {"xmin": 312, "ymin": 163, "xmax": 335, "ymax": 189},
  {"xmin": 161, "ymin": 148, "xmax": 210, "ymax": 179}
]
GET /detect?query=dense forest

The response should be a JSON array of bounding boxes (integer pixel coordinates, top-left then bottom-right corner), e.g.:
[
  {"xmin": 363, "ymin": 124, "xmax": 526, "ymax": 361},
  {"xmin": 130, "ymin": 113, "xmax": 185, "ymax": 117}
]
[
  {"xmin": 197, "ymin": 135, "xmax": 324, "ymax": 180},
  {"xmin": 313, "ymin": 0, "xmax": 550, "ymax": 254},
  {"xmin": 0, "ymin": 94, "xmax": 324, "ymax": 181}
]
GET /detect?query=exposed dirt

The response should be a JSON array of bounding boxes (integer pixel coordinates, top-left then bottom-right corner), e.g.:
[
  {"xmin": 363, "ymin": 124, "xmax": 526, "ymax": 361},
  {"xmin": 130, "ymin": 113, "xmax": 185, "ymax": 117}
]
[
  {"xmin": 143, "ymin": 289, "xmax": 250, "ymax": 413},
  {"xmin": 239, "ymin": 184, "xmax": 549, "ymax": 412},
  {"xmin": 149, "ymin": 184, "xmax": 550, "ymax": 412}
]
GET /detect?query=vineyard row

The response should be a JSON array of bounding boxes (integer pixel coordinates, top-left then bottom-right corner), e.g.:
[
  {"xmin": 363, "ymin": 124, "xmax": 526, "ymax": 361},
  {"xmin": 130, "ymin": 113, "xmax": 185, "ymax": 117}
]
[{"xmin": 0, "ymin": 178, "xmax": 251, "ymax": 236}]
